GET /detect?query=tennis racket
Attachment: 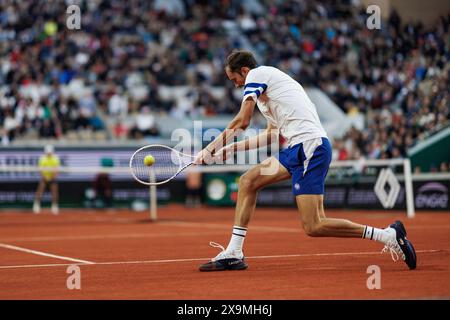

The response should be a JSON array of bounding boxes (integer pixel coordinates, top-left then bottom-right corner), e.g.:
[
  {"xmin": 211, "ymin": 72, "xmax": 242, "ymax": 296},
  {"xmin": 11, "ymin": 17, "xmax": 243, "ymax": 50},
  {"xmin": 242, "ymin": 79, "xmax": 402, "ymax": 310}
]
[{"xmin": 129, "ymin": 144, "xmax": 198, "ymax": 186}]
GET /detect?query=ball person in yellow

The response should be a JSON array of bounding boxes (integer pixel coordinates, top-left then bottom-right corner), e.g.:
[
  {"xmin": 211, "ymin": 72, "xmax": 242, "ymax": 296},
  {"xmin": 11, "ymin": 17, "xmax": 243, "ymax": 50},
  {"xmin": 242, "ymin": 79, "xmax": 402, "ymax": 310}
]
[{"xmin": 33, "ymin": 145, "xmax": 60, "ymax": 214}]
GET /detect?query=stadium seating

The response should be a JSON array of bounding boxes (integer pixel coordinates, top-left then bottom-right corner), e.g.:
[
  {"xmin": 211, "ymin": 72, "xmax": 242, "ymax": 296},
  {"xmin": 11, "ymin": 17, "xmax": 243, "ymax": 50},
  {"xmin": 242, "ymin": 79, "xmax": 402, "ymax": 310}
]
[{"xmin": 0, "ymin": 0, "xmax": 448, "ymax": 167}]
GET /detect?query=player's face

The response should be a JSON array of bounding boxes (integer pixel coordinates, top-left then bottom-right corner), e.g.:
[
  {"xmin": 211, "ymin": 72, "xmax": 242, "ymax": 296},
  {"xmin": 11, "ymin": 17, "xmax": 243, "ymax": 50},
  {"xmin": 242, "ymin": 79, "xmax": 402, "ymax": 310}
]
[{"xmin": 225, "ymin": 67, "xmax": 246, "ymax": 88}]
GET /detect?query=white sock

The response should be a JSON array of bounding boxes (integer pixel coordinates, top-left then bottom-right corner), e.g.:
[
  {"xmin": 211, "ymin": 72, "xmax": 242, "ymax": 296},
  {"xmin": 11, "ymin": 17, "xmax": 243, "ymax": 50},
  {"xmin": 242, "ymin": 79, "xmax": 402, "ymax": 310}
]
[
  {"xmin": 362, "ymin": 226, "xmax": 392, "ymax": 244},
  {"xmin": 226, "ymin": 226, "xmax": 247, "ymax": 253}
]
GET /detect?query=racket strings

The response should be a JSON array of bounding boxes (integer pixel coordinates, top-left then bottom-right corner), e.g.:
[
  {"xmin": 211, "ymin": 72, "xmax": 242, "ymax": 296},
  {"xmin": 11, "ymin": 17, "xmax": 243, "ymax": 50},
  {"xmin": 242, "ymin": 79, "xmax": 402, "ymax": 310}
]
[{"xmin": 130, "ymin": 146, "xmax": 186, "ymax": 184}]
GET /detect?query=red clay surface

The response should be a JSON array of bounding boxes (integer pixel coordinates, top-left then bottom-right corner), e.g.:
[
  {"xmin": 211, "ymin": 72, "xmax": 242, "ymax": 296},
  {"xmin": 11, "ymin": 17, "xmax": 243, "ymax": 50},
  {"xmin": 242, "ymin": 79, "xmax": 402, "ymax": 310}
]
[{"xmin": 0, "ymin": 205, "xmax": 449, "ymax": 299}]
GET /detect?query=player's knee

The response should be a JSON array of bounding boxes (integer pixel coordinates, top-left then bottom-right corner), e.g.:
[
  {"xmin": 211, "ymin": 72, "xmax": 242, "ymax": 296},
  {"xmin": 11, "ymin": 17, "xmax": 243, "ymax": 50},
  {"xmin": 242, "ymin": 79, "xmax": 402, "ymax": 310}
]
[
  {"xmin": 238, "ymin": 172, "xmax": 259, "ymax": 192},
  {"xmin": 303, "ymin": 221, "xmax": 322, "ymax": 237}
]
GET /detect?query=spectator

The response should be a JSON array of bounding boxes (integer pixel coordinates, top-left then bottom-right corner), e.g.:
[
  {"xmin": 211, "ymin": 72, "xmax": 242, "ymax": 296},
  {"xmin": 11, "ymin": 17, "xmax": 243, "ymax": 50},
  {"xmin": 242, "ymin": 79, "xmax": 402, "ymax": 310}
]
[
  {"xmin": 39, "ymin": 119, "xmax": 57, "ymax": 138},
  {"xmin": 113, "ymin": 120, "xmax": 129, "ymax": 140},
  {"xmin": 129, "ymin": 106, "xmax": 159, "ymax": 139},
  {"xmin": 108, "ymin": 87, "xmax": 129, "ymax": 116}
]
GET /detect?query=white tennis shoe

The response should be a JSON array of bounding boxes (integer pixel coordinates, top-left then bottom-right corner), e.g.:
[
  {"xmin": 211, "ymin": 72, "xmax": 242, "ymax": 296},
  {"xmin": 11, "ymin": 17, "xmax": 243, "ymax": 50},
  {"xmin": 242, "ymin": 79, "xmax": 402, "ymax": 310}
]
[{"xmin": 210, "ymin": 242, "xmax": 244, "ymax": 261}]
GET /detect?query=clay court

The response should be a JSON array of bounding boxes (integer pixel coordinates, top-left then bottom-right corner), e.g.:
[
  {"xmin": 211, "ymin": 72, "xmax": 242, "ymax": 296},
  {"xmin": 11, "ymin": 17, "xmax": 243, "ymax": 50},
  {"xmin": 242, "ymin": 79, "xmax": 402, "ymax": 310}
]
[{"xmin": 0, "ymin": 206, "xmax": 449, "ymax": 300}]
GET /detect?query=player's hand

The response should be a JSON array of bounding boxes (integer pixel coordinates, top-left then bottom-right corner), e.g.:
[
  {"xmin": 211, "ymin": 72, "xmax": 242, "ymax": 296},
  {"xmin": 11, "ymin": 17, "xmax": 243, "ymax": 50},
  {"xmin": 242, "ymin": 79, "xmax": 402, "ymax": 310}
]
[{"xmin": 194, "ymin": 148, "xmax": 214, "ymax": 165}]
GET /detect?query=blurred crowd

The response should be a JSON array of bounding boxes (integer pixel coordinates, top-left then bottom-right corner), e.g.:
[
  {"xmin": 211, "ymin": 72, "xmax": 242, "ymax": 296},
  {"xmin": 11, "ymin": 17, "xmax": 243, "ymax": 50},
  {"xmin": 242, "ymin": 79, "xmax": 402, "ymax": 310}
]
[
  {"xmin": 0, "ymin": 0, "xmax": 448, "ymax": 162},
  {"xmin": 240, "ymin": 0, "xmax": 449, "ymax": 162}
]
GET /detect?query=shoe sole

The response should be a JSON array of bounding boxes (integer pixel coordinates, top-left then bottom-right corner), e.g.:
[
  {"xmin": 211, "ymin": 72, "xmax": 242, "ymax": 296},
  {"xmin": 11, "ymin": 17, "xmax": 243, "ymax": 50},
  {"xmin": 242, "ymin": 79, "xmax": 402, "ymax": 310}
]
[{"xmin": 199, "ymin": 259, "xmax": 248, "ymax": 272}]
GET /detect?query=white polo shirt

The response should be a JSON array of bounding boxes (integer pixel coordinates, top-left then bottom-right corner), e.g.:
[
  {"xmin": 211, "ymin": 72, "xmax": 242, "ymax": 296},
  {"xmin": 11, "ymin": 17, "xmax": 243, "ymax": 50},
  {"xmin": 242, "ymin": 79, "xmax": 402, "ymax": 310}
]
[{"xmin": 243, "ymin": 66, "xmax": 327, "ymax": 147}]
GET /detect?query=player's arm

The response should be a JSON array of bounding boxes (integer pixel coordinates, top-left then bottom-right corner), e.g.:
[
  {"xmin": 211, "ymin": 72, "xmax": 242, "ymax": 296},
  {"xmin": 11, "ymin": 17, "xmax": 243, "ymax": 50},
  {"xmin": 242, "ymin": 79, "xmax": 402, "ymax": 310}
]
[
  {"xmin": 52, "ymin": 158, "xmax": 60, "ymax": 179},
  {"xmin": 215, "ymin": 121, "xmax": 278, "ymax": 161},
  {"xmin": 231, "ymin": 121, "xmax": 278, "ymax": 151},
  {"xmin": 38, "ymin": 157, "xmax": 45, "ymax": 179},
  {"xmin": 195, "ymin": 97, "xmax": 256, "ymax": 164},
  {"xmin": 207, "ymin": 97, "xmax": 256, "ymax": 152}
]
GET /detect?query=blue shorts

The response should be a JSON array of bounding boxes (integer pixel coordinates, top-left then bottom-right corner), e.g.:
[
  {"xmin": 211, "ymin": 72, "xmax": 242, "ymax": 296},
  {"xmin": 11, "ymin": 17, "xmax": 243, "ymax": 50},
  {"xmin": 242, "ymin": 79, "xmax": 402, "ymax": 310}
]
[{"xmin": 276, "ymin": 137, "xmax": 332, "ymax": 196}]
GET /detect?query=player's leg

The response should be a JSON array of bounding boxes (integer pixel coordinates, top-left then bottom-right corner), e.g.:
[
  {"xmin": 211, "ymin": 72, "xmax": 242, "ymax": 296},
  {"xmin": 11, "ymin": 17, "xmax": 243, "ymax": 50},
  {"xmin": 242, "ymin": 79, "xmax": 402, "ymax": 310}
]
[
  {"xmin": 33, "ymin": 178, "xmax": 46, "ymax": 213},
  {"xmin": 296, "ymin": 195, "xmax": 366, "ymax": 237},
  {"xmin": 233, "ymin": 156, "xmax": 290, "ymax": 227},
  {"xmin": 225, "ymin": 156, "xmax": 291, "ymax": 252},
  {"xmin": 199, "ymin": 156, "xmax": 290, "ymax": 271},
  {"xmin": 296, "ymin": 195, "xmax": 416, "ymax": 269},
  {"xmin": 294, "ymin": 138, "xmax": 385, "ymax": 238},
  {"xmin": 295, "ymin": 138, "xmax": 416, "ymax": 269},
  {"xmin": 50, "ymin": 181, "xmax": 59, "ymax": 215}
]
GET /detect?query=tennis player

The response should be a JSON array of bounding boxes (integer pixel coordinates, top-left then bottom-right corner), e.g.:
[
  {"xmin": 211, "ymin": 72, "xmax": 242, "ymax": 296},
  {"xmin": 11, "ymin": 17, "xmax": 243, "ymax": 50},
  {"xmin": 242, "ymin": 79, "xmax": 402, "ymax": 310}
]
[
  {"xmin": 195, "ymin": 50, "xmax": 416, "ymax": 271},
  {"xmin": 33, "ymin": 144, "xmax": 60, "ymax": 215}
]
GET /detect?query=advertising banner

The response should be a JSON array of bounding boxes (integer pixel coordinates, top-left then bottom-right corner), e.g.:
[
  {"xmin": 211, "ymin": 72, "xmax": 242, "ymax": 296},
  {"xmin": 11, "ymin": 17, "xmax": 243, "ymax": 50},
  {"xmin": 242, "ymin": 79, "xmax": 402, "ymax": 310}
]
[{"xmin": 0, "ymin": 148, "xmax": 449, "ymax": 211}]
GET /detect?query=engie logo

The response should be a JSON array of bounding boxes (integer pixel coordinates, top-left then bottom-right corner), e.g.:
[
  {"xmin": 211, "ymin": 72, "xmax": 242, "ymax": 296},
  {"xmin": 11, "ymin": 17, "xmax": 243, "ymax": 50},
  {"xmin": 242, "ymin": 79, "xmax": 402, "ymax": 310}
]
[{"xmin": 415, "ymin": 182, "xmax": 448, "ymax": 209}]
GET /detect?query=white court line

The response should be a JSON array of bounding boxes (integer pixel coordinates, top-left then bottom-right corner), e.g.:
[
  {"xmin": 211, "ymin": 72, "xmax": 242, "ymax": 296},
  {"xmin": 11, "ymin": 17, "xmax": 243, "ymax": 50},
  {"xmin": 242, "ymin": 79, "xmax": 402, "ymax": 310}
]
[
  {"xmin": 0, "ymin": 243, "xmax": 95, "ymax": 265},
  {"xmin": 0, "ymin": 249, "xmax": 439, "ymax": 270},
  {"xmin": 0, "ymin": 231, "xmax": 225, "ymax": 243},
  {"xmin": 248, "ymin": 249, "xmax": 441, "ymax": 259}
]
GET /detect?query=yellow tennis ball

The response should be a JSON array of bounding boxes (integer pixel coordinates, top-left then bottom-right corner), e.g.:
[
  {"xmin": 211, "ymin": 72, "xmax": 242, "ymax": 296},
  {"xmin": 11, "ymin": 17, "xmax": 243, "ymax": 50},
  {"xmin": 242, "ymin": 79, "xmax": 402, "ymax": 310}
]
[{"xmin": 144, "ymin": 155, "xmax": 155, "ymax": 166}]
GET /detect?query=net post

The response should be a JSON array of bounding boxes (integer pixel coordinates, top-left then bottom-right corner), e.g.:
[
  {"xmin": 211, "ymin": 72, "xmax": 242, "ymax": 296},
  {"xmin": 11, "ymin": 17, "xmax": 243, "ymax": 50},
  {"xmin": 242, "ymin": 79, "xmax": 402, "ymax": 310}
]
[
  {"xmin": 403, "ymin": 158, "xmax": 415, "ymax": 219},
  {"xmin": 149, "ymin": 171, "xmax": 157, "ymax": 221}
]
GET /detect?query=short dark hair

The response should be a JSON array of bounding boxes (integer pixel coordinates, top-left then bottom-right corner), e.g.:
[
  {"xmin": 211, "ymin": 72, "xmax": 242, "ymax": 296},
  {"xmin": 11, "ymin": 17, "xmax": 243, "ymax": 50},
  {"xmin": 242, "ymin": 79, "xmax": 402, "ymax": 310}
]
[{"xmin": 225, "ymin": 50, "xmax": 257, "ymax": 73}]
